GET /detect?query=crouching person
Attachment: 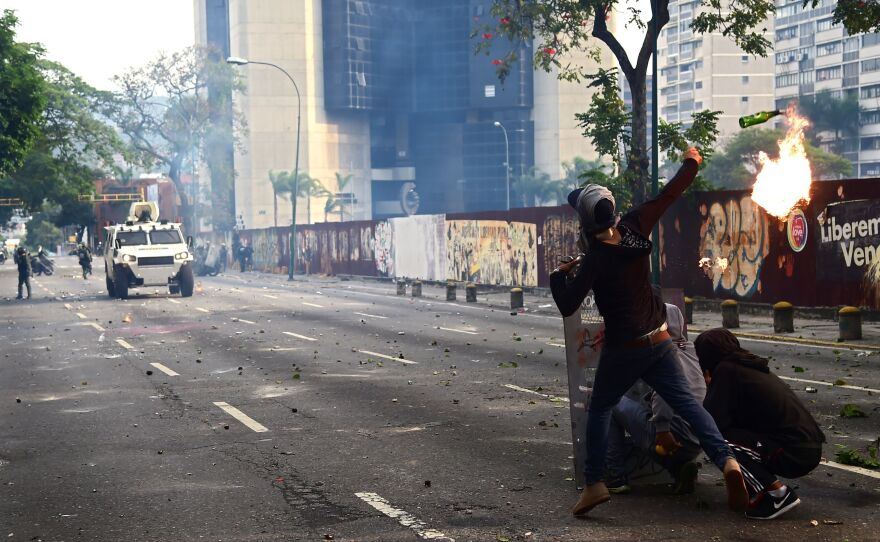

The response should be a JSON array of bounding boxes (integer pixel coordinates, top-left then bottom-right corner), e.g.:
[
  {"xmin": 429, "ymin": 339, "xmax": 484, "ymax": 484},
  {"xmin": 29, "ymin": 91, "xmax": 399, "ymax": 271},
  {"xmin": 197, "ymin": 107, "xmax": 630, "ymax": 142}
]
[
  {"xmin": 695, "ymin": 328, "xmax": 826, "ymax": 520},
  {"xmin": 605, "ymin": 303, "xmax": 705, "ymax": 495}
]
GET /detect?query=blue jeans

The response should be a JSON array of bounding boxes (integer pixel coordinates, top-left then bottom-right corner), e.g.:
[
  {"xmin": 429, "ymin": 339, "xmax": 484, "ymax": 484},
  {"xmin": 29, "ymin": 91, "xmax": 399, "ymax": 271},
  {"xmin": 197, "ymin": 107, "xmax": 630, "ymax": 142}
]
[{"xmin": 584, "ymin": 339, "xmax": 733, "ymax": 485}]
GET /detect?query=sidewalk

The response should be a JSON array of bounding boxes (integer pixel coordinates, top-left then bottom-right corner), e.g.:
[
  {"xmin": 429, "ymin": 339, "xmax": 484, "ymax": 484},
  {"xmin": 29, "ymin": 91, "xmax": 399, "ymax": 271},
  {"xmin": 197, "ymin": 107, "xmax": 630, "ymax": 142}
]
[{"xmin": 688, "ymin": 309, "xmax": 880, "ymax": 350}]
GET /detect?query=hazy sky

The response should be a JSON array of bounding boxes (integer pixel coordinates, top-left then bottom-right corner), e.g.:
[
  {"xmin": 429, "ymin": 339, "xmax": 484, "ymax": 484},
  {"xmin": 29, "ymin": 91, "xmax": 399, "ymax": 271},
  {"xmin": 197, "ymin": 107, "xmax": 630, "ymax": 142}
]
[{"xmin": 3, "ymin": 0, "xmax": 195, "ymax": 90}]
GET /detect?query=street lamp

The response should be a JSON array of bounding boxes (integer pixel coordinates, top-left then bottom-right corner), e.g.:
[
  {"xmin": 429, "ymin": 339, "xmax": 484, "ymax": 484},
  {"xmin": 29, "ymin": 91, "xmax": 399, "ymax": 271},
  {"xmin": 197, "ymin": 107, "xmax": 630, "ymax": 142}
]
[
  {"xmin": 227, "ymin": 56, "xmax": 302, "ymax": 281},
  {"xmin": 493, "ymin": 121, "xmax": 510, "ymax": 211}
]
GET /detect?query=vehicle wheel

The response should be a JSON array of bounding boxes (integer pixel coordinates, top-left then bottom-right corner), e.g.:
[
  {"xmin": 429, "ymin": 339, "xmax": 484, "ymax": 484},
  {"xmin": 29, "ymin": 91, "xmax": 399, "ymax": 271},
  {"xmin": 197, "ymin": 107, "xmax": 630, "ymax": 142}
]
[
  {"xmin": 178, "ymin": 264, "xmax": 194, "ymax": 297},
  {"xmin": 169, "ymin": 285, "xmax": 180, "ymax": 295},
  {"xmin": 114, "ymin": 265, "xmax": 129, "ymax": 300},
  {"xmin": 105, "ymin": 265, "xmax": 116, "ymax": 297}
]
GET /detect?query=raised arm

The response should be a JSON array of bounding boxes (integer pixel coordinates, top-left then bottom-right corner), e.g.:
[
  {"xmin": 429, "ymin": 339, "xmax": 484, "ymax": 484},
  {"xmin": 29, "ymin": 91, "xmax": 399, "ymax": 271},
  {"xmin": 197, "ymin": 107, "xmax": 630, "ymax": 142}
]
[
  {"xmin": 634, "ymin": 149, "xmax": 701, "ymax": 236},
  {"xmin": 550, "ymin": 253, "xmax": 598, "ymax": 317}
]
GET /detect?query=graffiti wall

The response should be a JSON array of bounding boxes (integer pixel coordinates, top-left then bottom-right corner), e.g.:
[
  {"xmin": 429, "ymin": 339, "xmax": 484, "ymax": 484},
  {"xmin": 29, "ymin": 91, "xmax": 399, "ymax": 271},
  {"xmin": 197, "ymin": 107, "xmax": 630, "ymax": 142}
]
[{"xmin": 227, "ymin": 177, "xmax": 880, "ymax": 307}]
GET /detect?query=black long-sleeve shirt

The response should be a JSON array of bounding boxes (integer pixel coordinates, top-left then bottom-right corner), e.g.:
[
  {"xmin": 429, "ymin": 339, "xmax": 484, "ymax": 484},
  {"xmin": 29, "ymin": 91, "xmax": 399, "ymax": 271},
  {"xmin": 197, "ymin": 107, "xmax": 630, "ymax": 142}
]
[
  {"xmin": 703, "ymin": 361, "xmax": 825, "ymax": 447},
  {"xmin": 549, "ymin": 159, "xmax": 699, "ymax": 346}
]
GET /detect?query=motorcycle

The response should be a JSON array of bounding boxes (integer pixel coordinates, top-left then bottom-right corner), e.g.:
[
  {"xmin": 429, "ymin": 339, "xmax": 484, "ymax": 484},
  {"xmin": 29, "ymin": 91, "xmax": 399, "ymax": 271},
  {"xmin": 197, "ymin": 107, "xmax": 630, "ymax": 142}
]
[{"xmin": 31, "ymin": 254, "xmax": 55, "ymax": 276}]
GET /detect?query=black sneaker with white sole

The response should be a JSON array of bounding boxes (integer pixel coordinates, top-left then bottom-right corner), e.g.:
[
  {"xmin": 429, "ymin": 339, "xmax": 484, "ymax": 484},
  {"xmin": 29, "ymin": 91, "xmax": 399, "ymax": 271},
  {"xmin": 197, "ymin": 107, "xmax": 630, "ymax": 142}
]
[{"xmin": 746, "ymin": 487, "xmax": 801, "ymax": 520}]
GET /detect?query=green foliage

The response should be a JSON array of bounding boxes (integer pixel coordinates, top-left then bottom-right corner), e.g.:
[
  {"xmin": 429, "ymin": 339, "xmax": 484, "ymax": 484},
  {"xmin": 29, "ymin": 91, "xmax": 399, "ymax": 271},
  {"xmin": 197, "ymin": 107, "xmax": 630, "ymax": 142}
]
[
  {"xmin": 512, "ymin": 167, "xmax": 555, "ymax": 207},
  {"xmin": 690, "ymin": 0, "xmax": 776, "ymax": 55},
  {"xmin": 835, "ymin": 445, "xmax": 880, "ymax": 469},
  {"xmin": 575, "ymin": 69, "xmax": 631, "ymax": 172},
  {"xmin": 0, "ymin": 10, "xmax": 47, "ymax": 178},
  {"xmin": 804, "ymin": 0, "xmax": 880, "ymax": 35},
  {"xmin": 658, "ymin": 110, "xmax": 720, "ymax": 192},
  {"xmin": 797, "ymin": 91, "xmax": 862, "ymax": 155},
  {"xmin": 24, "ymin": 205, "xmax": 62, "ymax": 250},
  {"xmin": 701, "ymin": 128, "xmax": 852, "ymax": 189},
  {"xmin": 839, "ymin": 403, "xmax": 867, "ymax": 418}
]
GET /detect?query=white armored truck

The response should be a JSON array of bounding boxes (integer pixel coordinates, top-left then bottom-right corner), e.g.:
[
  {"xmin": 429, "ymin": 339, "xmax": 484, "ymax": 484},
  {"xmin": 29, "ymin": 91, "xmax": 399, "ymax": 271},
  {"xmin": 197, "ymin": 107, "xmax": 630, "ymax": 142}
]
[{"xmin": 103, "ymin": 202, "xmax": 195, "ymax": 299}]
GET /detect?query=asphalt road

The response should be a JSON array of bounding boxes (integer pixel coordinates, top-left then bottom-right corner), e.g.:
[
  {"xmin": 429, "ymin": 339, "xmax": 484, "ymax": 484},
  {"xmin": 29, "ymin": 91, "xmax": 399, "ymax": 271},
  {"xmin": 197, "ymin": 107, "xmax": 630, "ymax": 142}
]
[{"xmin": 0, "ymin": 259, "xmax": 878, "ymax": 542}]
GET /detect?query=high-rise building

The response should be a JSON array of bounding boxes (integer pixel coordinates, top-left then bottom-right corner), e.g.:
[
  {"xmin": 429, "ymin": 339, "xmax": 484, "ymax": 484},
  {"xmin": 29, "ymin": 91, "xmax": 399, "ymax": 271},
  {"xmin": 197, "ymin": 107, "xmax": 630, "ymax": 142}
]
[
  {"xmin": 194, "ymin": 0, "xmax": 610, "ymax": 229},
  {"xmin": 658, "ymin": 0, "xmax": 776, "ymax": 147},
  {"xmin": 773, "ymin": 0, "xmax": 880, "ymax": 177}
]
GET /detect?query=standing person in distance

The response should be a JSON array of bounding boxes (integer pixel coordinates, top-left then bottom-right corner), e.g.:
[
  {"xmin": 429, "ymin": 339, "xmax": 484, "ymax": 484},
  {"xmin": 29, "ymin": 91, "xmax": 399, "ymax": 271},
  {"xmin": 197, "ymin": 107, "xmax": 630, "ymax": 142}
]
[
  {"xmin": 14, "ymin": 246, "xmax": 32, "ymax": 300},
  {"xmin": 550, "ymin": 147, "xmax": 749, "ymax": 516}
]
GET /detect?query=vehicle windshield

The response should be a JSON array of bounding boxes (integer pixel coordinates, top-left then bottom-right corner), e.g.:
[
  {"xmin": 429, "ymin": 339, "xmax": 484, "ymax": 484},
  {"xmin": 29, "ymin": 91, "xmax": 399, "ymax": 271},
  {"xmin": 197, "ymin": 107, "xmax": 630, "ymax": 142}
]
[
  {"xmin": 116, "ymin": 231, "xmax": 148, "ymax": 246},
  {"xmin": 150, "ymin": 230, "xmax": 183, "ymax": 244}
]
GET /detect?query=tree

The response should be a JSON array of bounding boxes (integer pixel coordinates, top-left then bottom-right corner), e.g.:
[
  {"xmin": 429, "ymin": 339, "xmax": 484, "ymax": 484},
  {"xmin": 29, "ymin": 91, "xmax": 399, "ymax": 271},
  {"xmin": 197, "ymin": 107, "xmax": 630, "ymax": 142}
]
[
  {"xmin": 557, "ymin": 156, "xmax": 608, "ymax": 203},
  {"xmin": 512, "ymin": 167, "xmax": 556, "ymax": 207},
  {"xmin": 702, "ymin": 128, "xmax": 852, "ymax": 188},
  {"xmin": 476, "ymin": 0, "xmax": 874, "ymax": 203},
  {"xmin": 104, "ymin": 46, "xmax": 245, "ymax": 235},
  {"xmin": 798, "ymin": 91, "xmax": 862, "ymax": 154},
  {"xmin": 0, "ymin": 10, "xmax": 47, "ymax": 178},
  {"xmin": 0, "ymin": 60, "xmax": 124, "ymax": 227},
  {"xmin": 269, "ymin": 170, "xmax": 292, "ymax": 227},
  {"xmin": 295, "ymin": 174, "xmax": 330, "ymax": 225},
  {"xmin": 323, "ymin": 194, "xmax": 344, "ymax": 223},
  {"xmin": 334, "ymin": 172, "xmax": 354, "ymax": 221},
  {"xmin": 24, "ymin": 204, "xmax": 62, "ymax": 250}
]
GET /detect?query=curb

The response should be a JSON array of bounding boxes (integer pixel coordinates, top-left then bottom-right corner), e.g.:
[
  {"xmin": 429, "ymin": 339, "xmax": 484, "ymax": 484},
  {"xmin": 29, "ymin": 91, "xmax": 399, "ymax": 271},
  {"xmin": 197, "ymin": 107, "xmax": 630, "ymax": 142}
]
[{"xmin": 688, "ymin": 325, "xmax": 880, "ymax": 351}]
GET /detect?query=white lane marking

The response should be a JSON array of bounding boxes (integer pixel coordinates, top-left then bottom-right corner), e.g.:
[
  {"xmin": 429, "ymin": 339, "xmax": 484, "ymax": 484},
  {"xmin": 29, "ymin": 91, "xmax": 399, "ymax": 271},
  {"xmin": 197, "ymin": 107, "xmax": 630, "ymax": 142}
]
[
  {"xmin": 354, "ymin": 312, "xmax": 388, "ymax": 320},
  {"xmin": 779, "ymin": 375, "xmax": 880, "ymax": 394},
  {"xmin": 736, "ymin": 336, "xmax": 871, "ymax": 354},
  {"xmin": 150, "ymin": 362, "xmax": 179, "ymax": 376},
  {"xmin": 76, "ymin": 312, "xmax": 87, "ymax": 320},
  {"xmin": 303, "ymin": 302, "xmax": 324, "ymax": 308},
  {"xmin": 116, "ymin": 338, "xmax": 134, "ymax": 350},
  {"xmin": 263, "ymin": 294, "xmax": 279, "ymax": 299},
  {"xmin": 235, "ymin": 318, "xmax": 256, "ymax": 325},
  {"xmin": 64, "ymin": 303, "xmax": 73, "ymax": 310},
  {"xmin": 213, "ymin": 402, "xmax": 269, "ymax": 433},
  {"xmin": 547, "ymin": 342, "xmax": 565, "ymax": 348},
  {"xmin": 196, "ymin": 307, "xmax": 210, "ymax": 313},
  {"xmin": 438, "ymin": 327, "xmax": 478, "ymax": 335},
  {"xmin": 168, "ymin": 298, "xmax": 181, "ymax": 305},
  {"xmin": 503, "ymin": 383, "xmax": 569, "ymax": 403},
  {"xmin": 822, "ymin": 459, "xmax": 880, "ymax": 479},
  {"xmin": 355, "ymin": 492, "xmax": 453, "ymax": 541},
  {"xmin": 358, "ymin": 349, "xmax": 417, "ymax": 365},
  {"xmin": 283, "ymin": 331, "xmax": 317, "ymax": 342},
  {"xmin": 85, "ymin": 322, "xmax": 105, "ymax": 332}
]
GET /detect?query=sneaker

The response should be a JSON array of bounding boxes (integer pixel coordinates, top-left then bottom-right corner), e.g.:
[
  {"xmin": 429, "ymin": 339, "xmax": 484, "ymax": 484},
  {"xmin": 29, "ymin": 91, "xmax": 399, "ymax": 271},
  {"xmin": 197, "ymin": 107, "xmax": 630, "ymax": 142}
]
[
  {"xmin": 606, "ymin": 478, "xmax": 632, "ymax": 495},
  {"xmin": 746, "ymin": 487, "xmax": 801, "ymax": 520},
  {"xmin": 671, "ymin": 461, "xmax": 699, "ymax": 495}
]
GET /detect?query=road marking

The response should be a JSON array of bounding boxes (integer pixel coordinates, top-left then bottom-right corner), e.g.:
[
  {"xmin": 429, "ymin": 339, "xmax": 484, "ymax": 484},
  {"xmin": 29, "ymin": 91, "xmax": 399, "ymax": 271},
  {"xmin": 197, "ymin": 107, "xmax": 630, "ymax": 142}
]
[
  {"xmin": 196, "ymin": 307, "xmax": 210, "ymax": 313},
  {"xmin": 213, "ymin": 402, "xmax": 269, "ymax": 433},
  {"xmin": 116, "ymin": 338, "xmax": 134, "ymax": 350},
  {"xmin": 76, "ymin": 312, "xmax": 87, "ymax": 320},
  {"xmin": 503, "ymin": 383, "xmax": 569, "ymax": 403},
  {"xmin": 724, "ymin": 335, "xmax": 872, "ymax": 354},
  {"xmin": 547, "ymin": 342, "xmax": 565, "ymax": 348},
  {"xmin": 354, "ymin": 492, "xmax": 453, "ymax": 541},
  {"xmin": 150, "ymin": 362, "xmax": 179, "ymax": 376},
  {"xmin": 354, "ymin": 312, "xmax": 387, "ymax": 320},
  {"xmin": 438, "ymin": 327, "xmax": 478, "ymax": 335},
  {"xmin": 263, "ymin": 294, "xmax": 278, "ymax": 299},
  {"xmin": 358, "ymin": 349, "xmax": 417, "ymax": 365},
  {"xmin": 779, "ymin": 375, "xmax": 880, "ymax": 394},
  {"xmin": 235, "ymin": 318, "xmax": 256, "ymax": 325},
  {"xmin": 168, "ymin": 299, "xmax": 181, "ymax": 304},
  {"xmin": 64, "ymin": 303, "xmax": 73, "ymax": 310},
  {"xmin": 822, "ymin": 459, "xmax": 880, "ymax": 479},
  {"xmin": 303, "ymin": 302, "xmax": 324, "ymax": 308},
  {"xmin": 283, "ymin": 331, "xmax": 317, "ymax": 342},
  {"xmin": 84, "ymin": 322, "xmax": 105, "ymax": 332}
]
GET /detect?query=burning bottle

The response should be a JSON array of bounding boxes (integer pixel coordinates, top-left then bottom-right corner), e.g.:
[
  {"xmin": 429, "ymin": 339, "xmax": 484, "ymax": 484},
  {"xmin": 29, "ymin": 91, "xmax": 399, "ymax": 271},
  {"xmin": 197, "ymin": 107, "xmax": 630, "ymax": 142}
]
[{"xmin": 738, "ymin": 109, "xmax": 784, "ymax": 129}]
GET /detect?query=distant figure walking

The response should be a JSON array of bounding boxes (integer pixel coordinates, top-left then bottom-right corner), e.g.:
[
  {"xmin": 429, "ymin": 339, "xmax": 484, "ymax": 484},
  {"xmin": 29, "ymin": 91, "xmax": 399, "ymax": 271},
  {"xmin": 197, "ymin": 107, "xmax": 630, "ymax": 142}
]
[{"xmin": 14, "ymin": 246, "xmax": 32, "ymax": 300}]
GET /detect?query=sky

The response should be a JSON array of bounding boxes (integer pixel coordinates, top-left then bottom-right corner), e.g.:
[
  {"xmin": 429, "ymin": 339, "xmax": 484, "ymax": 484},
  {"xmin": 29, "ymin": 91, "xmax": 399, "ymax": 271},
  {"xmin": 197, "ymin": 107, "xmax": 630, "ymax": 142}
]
[{"xmin": 2, "ymin": 0, "xmax": 195, "ymax": 90}]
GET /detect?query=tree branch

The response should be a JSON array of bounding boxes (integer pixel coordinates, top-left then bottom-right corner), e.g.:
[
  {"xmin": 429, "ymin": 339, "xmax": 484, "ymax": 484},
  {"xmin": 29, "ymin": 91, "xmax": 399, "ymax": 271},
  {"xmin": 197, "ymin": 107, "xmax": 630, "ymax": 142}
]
[
  {"xmin": 636, "ymin": 0, "xmax": 670, "ymax": 76},
  {"xmin": 589, "ymin": 1, "xmax": 635, "ymax": 81}
]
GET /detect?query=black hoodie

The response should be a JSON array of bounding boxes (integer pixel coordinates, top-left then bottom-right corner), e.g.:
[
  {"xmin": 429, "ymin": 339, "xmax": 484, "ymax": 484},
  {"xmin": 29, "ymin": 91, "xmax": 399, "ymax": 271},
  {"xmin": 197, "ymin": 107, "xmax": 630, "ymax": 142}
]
[{"xmin": 695, "ymin": 329, "xmax": 825, "ymax": 448}]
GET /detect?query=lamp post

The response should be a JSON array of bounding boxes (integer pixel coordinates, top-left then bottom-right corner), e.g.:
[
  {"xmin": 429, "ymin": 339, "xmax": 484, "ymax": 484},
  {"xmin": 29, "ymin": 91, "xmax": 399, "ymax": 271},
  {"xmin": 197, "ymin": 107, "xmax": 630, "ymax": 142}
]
[
  {"xmin": 227, "ymin": 56, "xmax": 301, "ymax": 281},
  {"xmin": 650, "ymin": 0, "xmax": 661, "ymax": 285},
  {"xmin": 493, "ymin": 121, "xmax": 510, "ymax": 211}
]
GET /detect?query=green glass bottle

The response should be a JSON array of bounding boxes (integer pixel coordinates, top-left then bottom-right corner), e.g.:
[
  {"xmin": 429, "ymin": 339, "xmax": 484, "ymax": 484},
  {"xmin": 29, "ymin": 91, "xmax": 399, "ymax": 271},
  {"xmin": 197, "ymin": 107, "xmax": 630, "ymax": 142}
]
[{"xmin": 738, "ymin": 110, "xmax": 784, "ymax": 129}]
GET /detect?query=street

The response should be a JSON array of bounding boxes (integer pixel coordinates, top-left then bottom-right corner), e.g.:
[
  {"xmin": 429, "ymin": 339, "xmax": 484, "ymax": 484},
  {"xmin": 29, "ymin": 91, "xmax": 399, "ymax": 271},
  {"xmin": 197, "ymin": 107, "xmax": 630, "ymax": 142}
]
[{"xmin": 1, "ymin": 259, "xmax": 878, "ymax": 542}]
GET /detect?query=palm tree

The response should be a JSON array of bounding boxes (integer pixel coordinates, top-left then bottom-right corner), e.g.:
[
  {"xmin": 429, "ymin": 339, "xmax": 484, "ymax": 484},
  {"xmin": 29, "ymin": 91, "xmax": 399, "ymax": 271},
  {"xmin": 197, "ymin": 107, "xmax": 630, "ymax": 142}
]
[
  {"xmin": 511, "ymin": 167, "xmax": 555, "ymax": 207},
  {"xmin": 323, "ymin": 194, "xmax": 344, "ymax": 222},
  {"xmin": 334, "ymin": 172, "xmax": 353, "ymax": 222},
  {"xmin": 556, "ymin": 157, "xmax": 609, "ymax": 204},
  {"xmin": 294, "ymin": 174, "xmax": 330, "ymax": 225},
  {"xmin": 269, "ymin": 170, "xmax": 292, "ymax": 227}
]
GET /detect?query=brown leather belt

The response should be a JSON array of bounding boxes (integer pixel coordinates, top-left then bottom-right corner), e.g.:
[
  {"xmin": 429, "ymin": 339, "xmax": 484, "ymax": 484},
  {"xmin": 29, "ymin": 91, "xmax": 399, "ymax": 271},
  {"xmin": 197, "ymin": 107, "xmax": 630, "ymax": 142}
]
[{"xmin": 621, "ymin": 328, "xmax": 671, "ymax": 349}]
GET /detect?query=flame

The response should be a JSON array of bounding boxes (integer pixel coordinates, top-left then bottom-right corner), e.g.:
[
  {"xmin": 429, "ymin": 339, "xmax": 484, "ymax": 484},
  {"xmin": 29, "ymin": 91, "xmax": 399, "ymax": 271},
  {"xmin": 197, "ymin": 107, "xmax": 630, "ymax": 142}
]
[
  {"xmin": 699, "ymin": 257, "xmax": 729, "ymax": 274},
  {"xmin": 750, "ymin": 105, "xmax": 812, "ymax": 219}
]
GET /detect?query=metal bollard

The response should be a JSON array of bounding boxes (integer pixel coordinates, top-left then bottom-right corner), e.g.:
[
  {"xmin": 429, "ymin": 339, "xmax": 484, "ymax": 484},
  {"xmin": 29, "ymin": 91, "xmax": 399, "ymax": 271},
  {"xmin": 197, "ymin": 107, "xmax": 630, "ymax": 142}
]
[
  {"xmin": 684, "ymin": 296, "xmax": 694, "ymax": 324},
  {"xmin": 396, "ymin": 280, "xmax": 406, "ymax": 296},
  {"xmin": 773, "ymin": 301, "xmax": 794, "ymax": 333},
  {"xmin": 510, "ymin": 287, "xmax": 523, "ymax": 310},
  {"xmin": 446, "ymin": 281, "xmax": 456, "ymax": 301},
  {"xmin": 721, "ymin": 299, "xmax": 739, "ymax": 329},
  {"xmin": 412, "ymin": 280, "xmax": 422, "ymax": 297},
  {"xmin": 465, "ymin": 282, "xmax": 477, "ymax": 303},
  {"xmin": 839, "ymin": 306, "xmax": 862, "ymax": 341}
]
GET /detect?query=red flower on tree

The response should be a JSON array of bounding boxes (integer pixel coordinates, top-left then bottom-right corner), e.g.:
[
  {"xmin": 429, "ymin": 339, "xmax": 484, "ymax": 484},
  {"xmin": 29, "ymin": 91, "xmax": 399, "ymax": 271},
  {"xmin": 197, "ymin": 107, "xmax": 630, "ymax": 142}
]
[
  {"xmin": 492, "ymin": 59, "xmax": 504, "ymax": 65},
  {"xmin": 500, "ymin": 17, "xmax": 511, "ymax": 25},
  {"xmin": 543, "ymin": 47, "xmax": 557, "ymax": 55},
  {"xmin": 483, "ymin": 32, "xmax": 493, "ymax": 39}
]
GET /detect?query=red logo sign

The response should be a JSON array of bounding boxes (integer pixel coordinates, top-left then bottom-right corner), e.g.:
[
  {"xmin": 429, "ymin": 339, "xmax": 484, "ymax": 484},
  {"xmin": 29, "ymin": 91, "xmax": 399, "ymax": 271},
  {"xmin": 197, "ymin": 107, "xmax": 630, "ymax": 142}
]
[{"xmin": 787, "ymin": 209, "xmax": 808, "ymax": 253}]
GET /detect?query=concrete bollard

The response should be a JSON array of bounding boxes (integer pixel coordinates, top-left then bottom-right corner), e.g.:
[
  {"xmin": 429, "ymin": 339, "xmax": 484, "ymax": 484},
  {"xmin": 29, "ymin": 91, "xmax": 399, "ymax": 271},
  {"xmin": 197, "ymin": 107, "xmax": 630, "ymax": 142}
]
[
  {"xmin": 721, "ymin": 299, "xmax": 739, "ymax": 329},
  {"xmin": 684, "ymin": 296, "xmax": 694, "ymax": 325},
  {"xmin": 411, "ymin": 280, "xmax": 422, "ymax": 297},
  {"xmin": 396, "ymin": 280, "xmax": 406, "ymax": 296},
  {"xmin": 510, "ymin": 287, "xmax": 524, "ymax": 310},
  {"xmin": 446, "ymin": 282, "xmax": 456, "ymax": 301},
  {"xmin": 773, "ymin": 301, "xmax": 794, "ymax": 333},
  {"xmin": 839, "ymin": 306, "xmax": 862, "ymax": 341},
  {"xmin": 466, "ymin": 282, "xmax": 477, "ymax": 303}
]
